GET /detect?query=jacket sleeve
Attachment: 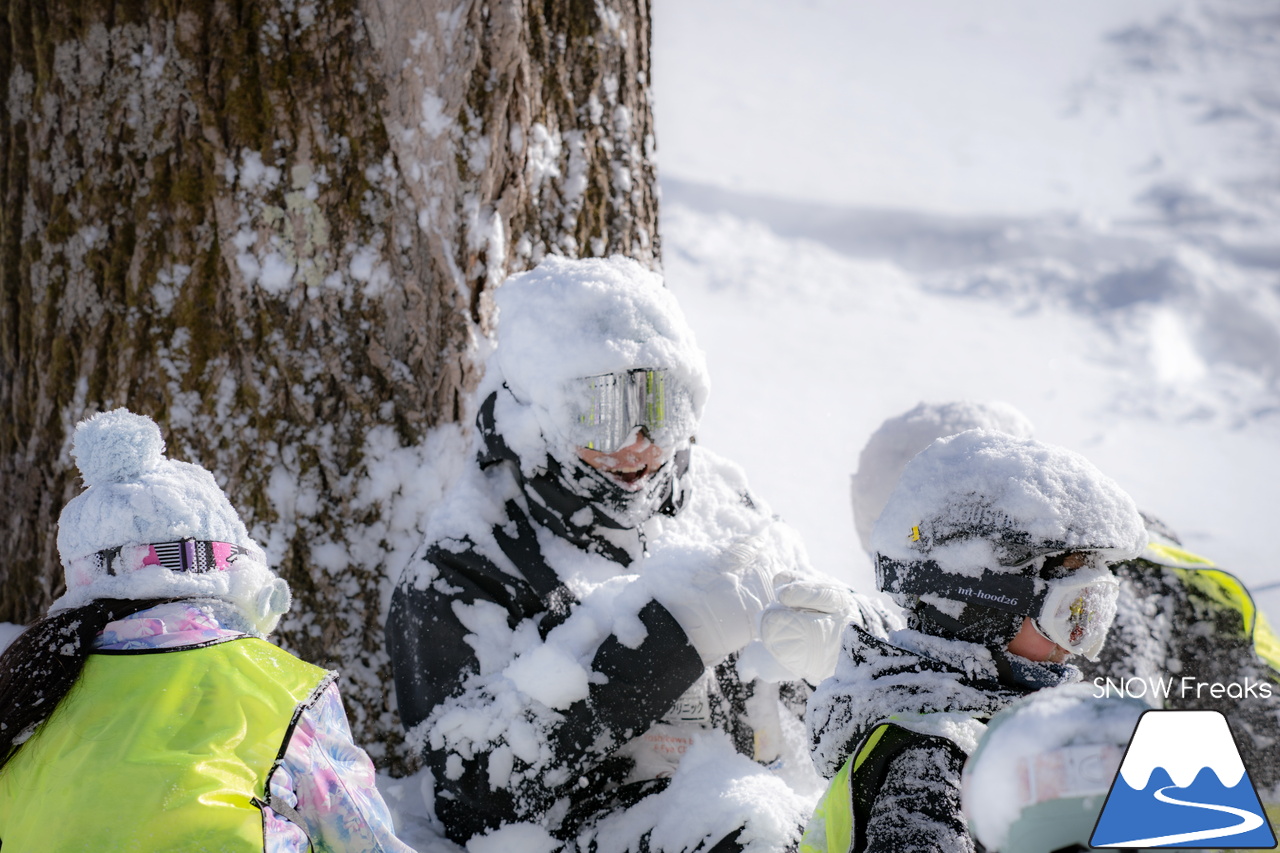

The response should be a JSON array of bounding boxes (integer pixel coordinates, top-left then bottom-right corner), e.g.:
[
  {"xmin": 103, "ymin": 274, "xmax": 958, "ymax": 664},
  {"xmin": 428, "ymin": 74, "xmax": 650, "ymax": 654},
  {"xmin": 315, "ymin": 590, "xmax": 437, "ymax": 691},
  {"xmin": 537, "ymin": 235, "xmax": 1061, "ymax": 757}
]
[
  {"xmin": 385, "ymin": 540, "xmax": 706, "ymax": 843},
  {"xmin": 269, "ymin": 681, "xmax": 417, "ymax": 853},
  {"xmin": 863, "ymin": 739, "xmax": 973, "ymax": 853}
]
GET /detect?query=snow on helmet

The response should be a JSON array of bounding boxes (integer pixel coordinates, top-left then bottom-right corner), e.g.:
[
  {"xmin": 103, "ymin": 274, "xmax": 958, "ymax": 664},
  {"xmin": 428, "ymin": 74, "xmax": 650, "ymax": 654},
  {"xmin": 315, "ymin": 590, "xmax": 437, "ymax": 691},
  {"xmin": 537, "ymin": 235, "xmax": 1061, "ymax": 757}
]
[
  {"xmin": 852, "ymin": 401, "xmax": 1035, "ymax": 554},
  {"xmin": 873, "ymin": 430, "xmax": 1147, "ymax": 658},
  {"xmin": 480, "ymin": 257, "xmax": 709, "ymax": 531},
  {"xmin": 53, "ymin": 409, "xmax": 290, "ymax": 635},
  {"xmin": 962, "ymin": 685, "xmax": 1150, "ymax": 853},
  {"xmin": 487, "ymin": 255, "xmax": 709, "ymax": 470}
]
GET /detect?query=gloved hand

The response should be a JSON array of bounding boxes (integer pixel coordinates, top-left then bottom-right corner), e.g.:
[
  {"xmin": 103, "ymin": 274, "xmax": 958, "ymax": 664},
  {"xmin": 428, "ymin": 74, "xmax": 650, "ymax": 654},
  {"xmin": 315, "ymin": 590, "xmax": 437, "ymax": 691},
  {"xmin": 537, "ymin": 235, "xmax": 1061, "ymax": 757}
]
[
  {"xmin": 759, "ymin": 579, "xmax": 861, "ymax": 684},
  {"xmin": 653, "ymin": 537, "xmax": 779, "ymax": 666}
]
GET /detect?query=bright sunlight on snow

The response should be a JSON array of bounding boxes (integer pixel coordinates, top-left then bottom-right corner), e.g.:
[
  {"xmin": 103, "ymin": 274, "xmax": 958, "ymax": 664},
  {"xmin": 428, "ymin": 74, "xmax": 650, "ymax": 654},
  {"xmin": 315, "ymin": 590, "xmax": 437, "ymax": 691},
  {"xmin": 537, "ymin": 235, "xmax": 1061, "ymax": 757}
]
[{"xmin": 652, "ymin": 0, "xmax": 1280, "ymax": 618}]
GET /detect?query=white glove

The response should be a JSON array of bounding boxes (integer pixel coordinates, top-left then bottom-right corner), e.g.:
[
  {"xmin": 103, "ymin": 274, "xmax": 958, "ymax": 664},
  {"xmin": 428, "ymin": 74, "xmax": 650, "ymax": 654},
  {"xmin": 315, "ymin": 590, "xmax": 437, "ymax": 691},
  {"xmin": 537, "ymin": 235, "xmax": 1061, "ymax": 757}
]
[
  {"xmin": 653, "ymin": 537, "xmax": 778, "ymax": 666},
  {"xmin": 759, "ymin": 580, "xmax": 860, "ymax": 684}
]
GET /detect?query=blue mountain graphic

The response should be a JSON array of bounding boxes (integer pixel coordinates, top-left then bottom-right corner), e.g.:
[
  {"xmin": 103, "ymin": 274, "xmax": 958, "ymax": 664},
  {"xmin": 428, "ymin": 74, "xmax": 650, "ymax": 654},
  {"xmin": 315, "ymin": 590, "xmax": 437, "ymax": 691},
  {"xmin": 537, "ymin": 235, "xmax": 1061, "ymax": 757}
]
[{"xmin": 1092, "ymin": 765, "xmax": 1277, "ymax": 848}]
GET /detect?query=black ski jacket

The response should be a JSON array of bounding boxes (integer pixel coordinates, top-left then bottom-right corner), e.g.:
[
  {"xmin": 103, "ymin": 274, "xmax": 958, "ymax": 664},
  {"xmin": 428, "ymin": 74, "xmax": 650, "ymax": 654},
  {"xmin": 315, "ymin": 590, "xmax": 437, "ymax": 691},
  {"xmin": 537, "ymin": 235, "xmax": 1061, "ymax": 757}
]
[
  {"xmin": 386, "ymin": 393, "xmax": 805, "ymax": 845},
  {"xmin": 805, "ymin": 624, "xmax": 1077, "ymax": 852}
]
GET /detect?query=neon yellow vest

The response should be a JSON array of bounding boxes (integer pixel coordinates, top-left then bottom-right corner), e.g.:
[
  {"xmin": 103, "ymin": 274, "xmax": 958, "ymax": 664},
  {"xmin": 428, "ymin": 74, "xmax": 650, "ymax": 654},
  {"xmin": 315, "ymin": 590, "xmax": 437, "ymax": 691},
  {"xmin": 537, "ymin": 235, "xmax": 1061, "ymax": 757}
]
[
  {"xmin": 800, "ymin": 724, "xmax": 952, "ymax": 853},
  {"xmin": 0, "ymin": 637, "xmax": 330, "ymax": 852},
  {"xmin": 1144, "ymin": 541, "xmax": 1280, "ymax": 674}
]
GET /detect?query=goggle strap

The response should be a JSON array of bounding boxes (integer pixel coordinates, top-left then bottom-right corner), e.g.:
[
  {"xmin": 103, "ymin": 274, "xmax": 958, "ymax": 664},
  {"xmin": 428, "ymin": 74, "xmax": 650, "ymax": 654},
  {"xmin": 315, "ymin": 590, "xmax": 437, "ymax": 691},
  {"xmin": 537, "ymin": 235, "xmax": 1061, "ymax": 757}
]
[
  {"xmin": 877, "ymin": 557, "xmax": 1042, "ymax": 616},
  {"xmin": 89, "ymin": 540, "xmax": 253, "ymax": 576}
]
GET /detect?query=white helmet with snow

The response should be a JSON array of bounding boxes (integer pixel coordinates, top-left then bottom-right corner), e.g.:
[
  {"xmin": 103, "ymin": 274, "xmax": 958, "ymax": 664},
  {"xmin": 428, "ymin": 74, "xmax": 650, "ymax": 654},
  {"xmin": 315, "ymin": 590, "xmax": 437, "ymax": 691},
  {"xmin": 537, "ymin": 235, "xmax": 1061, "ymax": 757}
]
[
  {"xmin": 487, "ymin": 255, "xmax": 710, "ymax": 471},
  {"xmin": 851, "ymin": 401, "xmax": 1036, "ymax": 555}
]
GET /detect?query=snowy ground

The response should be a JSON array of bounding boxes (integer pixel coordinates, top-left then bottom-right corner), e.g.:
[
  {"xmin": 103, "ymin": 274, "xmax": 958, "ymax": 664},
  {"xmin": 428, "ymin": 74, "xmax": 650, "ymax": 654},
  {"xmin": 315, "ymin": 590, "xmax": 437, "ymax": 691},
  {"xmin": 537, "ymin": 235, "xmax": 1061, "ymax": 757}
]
[{"xmin": 652, "ymin": 0, "xmax": 1280, "ymax": 618}]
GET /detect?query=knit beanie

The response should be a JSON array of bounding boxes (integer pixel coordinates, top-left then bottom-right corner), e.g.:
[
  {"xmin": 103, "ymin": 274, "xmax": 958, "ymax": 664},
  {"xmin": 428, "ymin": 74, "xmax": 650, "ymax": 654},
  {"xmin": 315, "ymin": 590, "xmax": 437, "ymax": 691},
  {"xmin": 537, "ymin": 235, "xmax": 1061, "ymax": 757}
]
[{"xmin": 52, "ymin": 409, "xmax": 290, "ymax": 635}]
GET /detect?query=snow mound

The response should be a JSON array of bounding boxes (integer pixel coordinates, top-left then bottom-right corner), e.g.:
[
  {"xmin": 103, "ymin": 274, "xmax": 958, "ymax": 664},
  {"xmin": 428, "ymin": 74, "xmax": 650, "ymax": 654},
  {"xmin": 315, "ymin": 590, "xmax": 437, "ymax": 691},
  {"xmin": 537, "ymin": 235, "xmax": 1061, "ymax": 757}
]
[
  {"xmin": 873, "ymin": 430, "xmax": 1147, "ymax": 573},
  {"xmin": 851, "ymin": 401, "xmax": 1036, "ymax": 555}
]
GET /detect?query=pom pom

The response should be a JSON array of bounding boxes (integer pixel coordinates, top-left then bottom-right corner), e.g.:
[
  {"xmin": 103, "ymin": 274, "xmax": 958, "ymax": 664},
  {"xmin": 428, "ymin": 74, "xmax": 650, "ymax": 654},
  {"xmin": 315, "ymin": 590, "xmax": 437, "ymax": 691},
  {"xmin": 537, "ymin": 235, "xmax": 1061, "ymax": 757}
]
[{"xmin": 71, "ymin": 409, "xmax": 166, "ymax": 487}]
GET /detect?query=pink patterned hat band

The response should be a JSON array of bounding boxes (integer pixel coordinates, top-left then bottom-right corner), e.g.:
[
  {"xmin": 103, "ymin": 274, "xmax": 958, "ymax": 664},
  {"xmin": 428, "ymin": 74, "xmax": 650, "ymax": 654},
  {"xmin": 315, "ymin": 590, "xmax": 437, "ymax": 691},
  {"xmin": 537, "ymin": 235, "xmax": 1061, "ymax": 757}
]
[{"xmin": 66, "ymin": 539, "xmax": 263, "ymax": 589}]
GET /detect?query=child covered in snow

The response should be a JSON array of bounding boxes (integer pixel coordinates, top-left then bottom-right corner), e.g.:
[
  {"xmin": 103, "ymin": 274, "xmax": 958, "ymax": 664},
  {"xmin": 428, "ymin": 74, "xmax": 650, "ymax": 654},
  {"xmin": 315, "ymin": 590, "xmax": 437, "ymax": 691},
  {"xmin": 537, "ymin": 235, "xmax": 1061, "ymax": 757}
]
[
  {"xmin": 801, "ymin": 429, "xmax": 1147, "ymax": 853},
  {"xmin": 386, "ymin": 256, "xmax": 891, "ymax": 853},
  {"xmin": 849, "ymin": 400, "xmax": 1280, "ymax": 807},
  {"xmin": 0, "ymin": 409, "xmax": 415, "ymax": 852}
]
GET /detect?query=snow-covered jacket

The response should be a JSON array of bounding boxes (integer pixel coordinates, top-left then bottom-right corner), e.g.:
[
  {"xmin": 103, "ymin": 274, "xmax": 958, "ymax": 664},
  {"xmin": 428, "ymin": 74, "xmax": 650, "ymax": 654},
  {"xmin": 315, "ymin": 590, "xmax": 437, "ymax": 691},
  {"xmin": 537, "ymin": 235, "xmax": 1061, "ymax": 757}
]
[
  {"xmin": 1083, "ymin": 541, "xmax": 1280, "ymax": 799},
  {"xmin": 0, "ymin": 601, "xmax": 413, "ymax": 853},
  {"xmin": 386, "ymin": 396, "xmax": 825, "ymax": 850},
  {"xmin": 802, "ymin": 624, "xmax": 1079, "ymax": 853}
]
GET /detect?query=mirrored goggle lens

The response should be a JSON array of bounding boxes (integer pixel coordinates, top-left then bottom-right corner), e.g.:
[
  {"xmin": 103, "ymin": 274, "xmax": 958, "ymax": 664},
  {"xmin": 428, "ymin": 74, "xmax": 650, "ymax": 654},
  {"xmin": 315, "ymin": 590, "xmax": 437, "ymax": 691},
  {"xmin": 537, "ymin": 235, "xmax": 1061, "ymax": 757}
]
[
  {"xmin": 1035, "ymin": 572, "xmax": 1119, "ymax": 661},
  {"xmin": 569, "ymin": 369, "xmax": 691, "ymax": 453}
]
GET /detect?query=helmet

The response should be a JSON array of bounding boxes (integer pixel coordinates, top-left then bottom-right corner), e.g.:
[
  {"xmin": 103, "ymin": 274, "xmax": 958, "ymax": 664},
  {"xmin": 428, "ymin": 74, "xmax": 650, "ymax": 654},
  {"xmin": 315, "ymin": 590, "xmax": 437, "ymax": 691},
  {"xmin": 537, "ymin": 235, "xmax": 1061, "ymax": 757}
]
[
  {"xmin": 852, "ymin": 401, "xmax": 1035, "ymax": 554},
  {"xmin": 962, "ymin": 686, "xmax": 1152, "ymax": 853},
  {"xmin": 873, "ymin": 430, "xmax": 1147, "ymax": 657},
  {"xmin": 483, "ymin": 256, "xmax": 710, "ymax": 529}
]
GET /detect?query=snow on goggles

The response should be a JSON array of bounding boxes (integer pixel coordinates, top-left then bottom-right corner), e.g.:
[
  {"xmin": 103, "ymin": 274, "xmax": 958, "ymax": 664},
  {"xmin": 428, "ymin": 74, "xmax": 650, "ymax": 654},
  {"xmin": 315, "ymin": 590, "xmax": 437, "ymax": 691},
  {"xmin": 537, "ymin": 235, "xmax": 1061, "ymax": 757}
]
[
  {"xmin": 1030, "ymin": 565, "xmax": 1119, "ymax": 662},
  {"xmin": 66, "ymin": 540, "xmax": 261, "ymax": 588},
  {"xmin": 877, "ymin": 551, "xmax": 1120, "ymax": 660},
  {"xmin": 566, "ymin": 368, "xmax": 694, "ymax": 453}
]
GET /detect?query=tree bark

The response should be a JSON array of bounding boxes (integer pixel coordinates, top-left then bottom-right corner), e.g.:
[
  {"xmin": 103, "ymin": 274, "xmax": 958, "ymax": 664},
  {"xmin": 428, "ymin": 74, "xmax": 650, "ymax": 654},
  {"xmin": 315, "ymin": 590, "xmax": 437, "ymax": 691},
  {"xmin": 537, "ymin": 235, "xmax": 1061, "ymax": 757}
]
[{"xmin": 0, "ymin": 0, "xmax": 658, "ymax": 767}]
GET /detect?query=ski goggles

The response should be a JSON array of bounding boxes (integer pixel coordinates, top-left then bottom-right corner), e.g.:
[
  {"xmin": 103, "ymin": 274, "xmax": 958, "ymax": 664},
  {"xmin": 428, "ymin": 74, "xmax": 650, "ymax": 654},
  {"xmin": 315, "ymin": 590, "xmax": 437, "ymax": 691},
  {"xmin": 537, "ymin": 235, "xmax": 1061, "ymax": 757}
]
[
  {"xmin": 877, "ymin": 551, "xmax": 1120, "ymax": 660},
  {"xmin": 564, "ymin": 368, "xmax": 695, "ymax": 453},
  {"xmin": 1030, "ymin": 564, "xmax": 1119, "ymax": 661},
  {"xmin": 66, "ymin": 539, "xmax": 263, "ymax": 589}
]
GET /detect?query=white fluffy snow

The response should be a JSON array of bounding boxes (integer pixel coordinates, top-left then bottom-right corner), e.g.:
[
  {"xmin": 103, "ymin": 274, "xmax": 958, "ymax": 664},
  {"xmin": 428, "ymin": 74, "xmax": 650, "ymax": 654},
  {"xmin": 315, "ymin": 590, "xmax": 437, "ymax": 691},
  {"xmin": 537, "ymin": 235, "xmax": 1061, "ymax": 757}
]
[
  {"xmin": 3, "ymin": 4, "xmax": 1277, "ymax": 851},
  {"xmin": 873, "ymin": 430, "xmax": 1147, "ymax": 572},
  {"xmin": 656, "ymin": 0, "xmax": 1280, "ymax": 620}
]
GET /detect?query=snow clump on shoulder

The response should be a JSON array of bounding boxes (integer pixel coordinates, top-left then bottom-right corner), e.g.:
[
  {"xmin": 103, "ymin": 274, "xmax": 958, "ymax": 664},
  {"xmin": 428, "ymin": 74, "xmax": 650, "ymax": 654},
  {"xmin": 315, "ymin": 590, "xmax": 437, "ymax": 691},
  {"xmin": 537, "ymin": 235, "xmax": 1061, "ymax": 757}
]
[{"xmin": 873, "ymin": 429, "xmax": 1147, "ymax": 573}]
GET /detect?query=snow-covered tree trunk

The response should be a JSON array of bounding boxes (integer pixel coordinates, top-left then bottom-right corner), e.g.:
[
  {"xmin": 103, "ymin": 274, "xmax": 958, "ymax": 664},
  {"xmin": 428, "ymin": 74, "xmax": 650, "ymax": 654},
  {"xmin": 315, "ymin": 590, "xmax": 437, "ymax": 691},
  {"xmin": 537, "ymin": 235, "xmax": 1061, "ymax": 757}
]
[{"xmin": 0, "ymin": 0, "xmax": 657, "ymax": 766}]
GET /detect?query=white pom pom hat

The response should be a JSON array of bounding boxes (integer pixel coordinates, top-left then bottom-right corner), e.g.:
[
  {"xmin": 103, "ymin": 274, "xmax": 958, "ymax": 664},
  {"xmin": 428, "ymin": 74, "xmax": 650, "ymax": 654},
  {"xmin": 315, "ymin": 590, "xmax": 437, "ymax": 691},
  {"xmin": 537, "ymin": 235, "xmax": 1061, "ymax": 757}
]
[{"xmin": 52, "ymin": 409, "xmax": 290, "ymax": 634}]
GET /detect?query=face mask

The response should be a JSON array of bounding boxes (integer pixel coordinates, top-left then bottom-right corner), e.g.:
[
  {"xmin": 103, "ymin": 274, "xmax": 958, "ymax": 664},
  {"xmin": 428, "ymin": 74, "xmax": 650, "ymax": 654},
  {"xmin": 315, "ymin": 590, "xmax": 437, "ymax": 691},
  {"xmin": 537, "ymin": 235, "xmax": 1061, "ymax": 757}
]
[{"xmin": 564, "ymin": 368, "xmax": 695, "ymax": 453}]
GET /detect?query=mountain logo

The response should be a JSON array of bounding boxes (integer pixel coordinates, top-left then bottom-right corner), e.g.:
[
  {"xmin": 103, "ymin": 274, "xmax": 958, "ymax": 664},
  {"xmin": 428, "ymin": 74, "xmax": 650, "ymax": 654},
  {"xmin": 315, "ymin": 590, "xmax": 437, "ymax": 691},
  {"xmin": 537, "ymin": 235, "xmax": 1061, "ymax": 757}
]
[{"xmin": 1090, "ymin": 710, "xmax": 1276, "ymax": 848}]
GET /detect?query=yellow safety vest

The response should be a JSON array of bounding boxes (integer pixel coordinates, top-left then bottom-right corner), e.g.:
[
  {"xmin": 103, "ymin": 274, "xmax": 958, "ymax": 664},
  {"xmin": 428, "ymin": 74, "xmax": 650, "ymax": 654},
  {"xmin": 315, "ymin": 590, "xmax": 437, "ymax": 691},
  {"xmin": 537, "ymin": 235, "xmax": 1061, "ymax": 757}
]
[
  {"xmin": 1144, "ymin": 541, "xmax": 1280, "ymax": 674},
  {"xmin": 800, "ymin": 723, "xmax": 954, "ymax": 853},
  {"xmin": 0, "ymin": 637, "xmax": 330, "ymax": 852}
]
